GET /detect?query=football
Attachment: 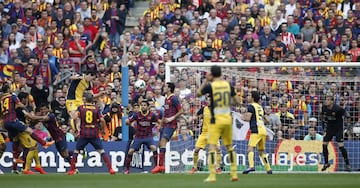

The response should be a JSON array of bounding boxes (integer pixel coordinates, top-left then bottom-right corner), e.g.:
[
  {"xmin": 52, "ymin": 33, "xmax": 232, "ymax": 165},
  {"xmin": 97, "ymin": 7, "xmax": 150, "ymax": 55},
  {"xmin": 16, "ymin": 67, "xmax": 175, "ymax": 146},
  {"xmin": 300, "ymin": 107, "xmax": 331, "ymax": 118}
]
[{"xmin": 134, "ymin": 79, "xmax": 146, "ymax": 90}]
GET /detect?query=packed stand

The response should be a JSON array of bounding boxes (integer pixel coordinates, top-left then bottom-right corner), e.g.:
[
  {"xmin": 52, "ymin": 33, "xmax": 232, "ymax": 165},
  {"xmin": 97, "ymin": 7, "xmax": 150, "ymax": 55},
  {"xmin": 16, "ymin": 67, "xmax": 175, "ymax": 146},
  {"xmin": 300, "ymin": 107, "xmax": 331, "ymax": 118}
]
[{"xmin": 0, "ymin": 0, "xmax": 360, "ymax": 145}]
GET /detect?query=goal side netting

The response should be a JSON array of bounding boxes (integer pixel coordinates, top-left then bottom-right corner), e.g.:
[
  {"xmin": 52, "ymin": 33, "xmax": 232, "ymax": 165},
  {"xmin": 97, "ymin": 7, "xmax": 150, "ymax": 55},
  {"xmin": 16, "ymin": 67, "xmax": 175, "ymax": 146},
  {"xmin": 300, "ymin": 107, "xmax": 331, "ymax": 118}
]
[{"xmin": 164, "ymin": 62, "xmax": 360, "ymax": 173}]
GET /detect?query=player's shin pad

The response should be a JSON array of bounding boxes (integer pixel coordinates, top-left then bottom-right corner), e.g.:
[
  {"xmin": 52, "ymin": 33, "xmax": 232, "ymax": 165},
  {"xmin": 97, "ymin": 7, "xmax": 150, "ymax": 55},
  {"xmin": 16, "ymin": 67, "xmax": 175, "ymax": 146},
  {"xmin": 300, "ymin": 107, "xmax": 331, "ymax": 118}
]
[
  {"xmin": 208, "ymin": 151, "xmax": 216, "ymax": 176},
  {"xmin": 248, "ymin": 151, "xmax": 255, "ymax": 168}
]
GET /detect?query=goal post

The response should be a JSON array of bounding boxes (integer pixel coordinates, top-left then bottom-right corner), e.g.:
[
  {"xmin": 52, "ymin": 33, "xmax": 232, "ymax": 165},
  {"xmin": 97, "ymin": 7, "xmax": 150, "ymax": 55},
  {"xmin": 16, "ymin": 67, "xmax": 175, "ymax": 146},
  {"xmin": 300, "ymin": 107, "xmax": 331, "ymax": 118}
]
[{"xmin": 164, "ymin": 62, "xmax": 360, "ymax": 173}]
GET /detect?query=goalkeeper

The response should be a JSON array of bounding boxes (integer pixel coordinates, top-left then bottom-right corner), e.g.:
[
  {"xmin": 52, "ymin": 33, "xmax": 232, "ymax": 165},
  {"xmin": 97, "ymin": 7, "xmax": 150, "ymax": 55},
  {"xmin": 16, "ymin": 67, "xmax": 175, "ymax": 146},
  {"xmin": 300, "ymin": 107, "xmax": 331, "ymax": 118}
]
[{"xmin": 321, "ymin": 95, "xmax": 351, "ymax": 171}]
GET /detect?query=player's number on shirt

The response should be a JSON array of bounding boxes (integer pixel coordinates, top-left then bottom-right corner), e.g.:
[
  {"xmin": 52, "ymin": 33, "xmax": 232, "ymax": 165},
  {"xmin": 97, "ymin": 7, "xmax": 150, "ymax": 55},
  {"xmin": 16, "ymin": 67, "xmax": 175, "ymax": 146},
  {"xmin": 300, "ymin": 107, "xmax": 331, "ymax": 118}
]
[
  {"xmin": 213, "ymin": 91, "xmax": 230, "ymax": 108},
  {"xmin": 1, "ymin": 98, "xmax": 10, "ymax": 114},
  {"xmin": 85, "ymin": 110, "xmax": 93, "ymax": 124}
]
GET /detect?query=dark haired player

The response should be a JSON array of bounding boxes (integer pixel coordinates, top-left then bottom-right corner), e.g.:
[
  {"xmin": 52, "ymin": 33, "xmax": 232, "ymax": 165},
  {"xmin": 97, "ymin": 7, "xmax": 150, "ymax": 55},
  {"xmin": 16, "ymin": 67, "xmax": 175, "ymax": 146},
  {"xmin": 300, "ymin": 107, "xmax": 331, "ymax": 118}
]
[
  {"xmin": 321, "ymin": 95, "xmax": 351, "ymax": 171},
  {"xmin": 151, "ymin": 82, "xmax": 183, "ymax": 174},
  {"xmin": 124, "ymin": 100, "xmax": 161, "ymax": 174},
  {"xmin": 242, "ymin": 91, "xmax": 272, "ymax": 174},
  {"xmin": 25, "ymin": 103, "xmax": 73, "ymax": 163},
  {"xmin": 67, "ymin": 93, "xmax": 115, "ymax": 175},
  {"xmin": 0, "ymin": 84, "xmax": 54, "ymax": 150},
  {"xmin": 196, "ymin": 65, "xmax": 239, "ymax": 182}
]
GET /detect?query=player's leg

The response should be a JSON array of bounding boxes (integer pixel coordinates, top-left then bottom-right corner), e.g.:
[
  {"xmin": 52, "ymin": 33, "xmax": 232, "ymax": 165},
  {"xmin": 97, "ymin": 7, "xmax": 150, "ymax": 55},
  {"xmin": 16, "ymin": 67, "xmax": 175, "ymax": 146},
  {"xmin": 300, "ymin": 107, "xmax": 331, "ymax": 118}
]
[
  {"xmin": 336, "ymin": 130, "xmax": 351, "ymax": 171},
  {"xmin": 190, "ymin": 134, "xmax": 206, "ymax": 174},
  {"xmin": 322, "ymin": 131, "xmax": 332, "ymax": 171},
  {"xmin": 257, "ymin": 135, "xmax": 272, "ymax": 174},
  {"xmin": 15, "ymin": 121, "xmax": 54, "ymax": 148},
  {"xmin": 147, "ymin": 138, "xmax": 158, "ymax": 167},
  {"xmin": 204, "ymin": 125, "xmax": 221, "ymax": 182},
  {"xmin": 152, "ymin": 127, "xmax": 175, "ymax": 173},
  {"xmin": 222, "ymin": 123, "xmax": 238, "ymax": 181},
  {"xmin": 92, "ymin": 138, "xmax": 115, "ymax": 174},
  {"xmin": 0, "ymin": 134, "xmax": 7, "ymax": 164},
  {"xmin": 68, "ymin": 138, "xmax": 88, "ymax": 175},
  {"xmin": 56, "ymin": 139, "xmax": 72, "ymax": 162},
  {"xmin": 11, "ymin": 140, "xmax": 22, "ymax": 173},
  {"xmin": 215, "ymin": 142, "xmax": 222, "ymax": 174},
  {"xmin": 243, "ymin": 134, "xmax": 261, "ymax": 174},
  {"xmin": 124, "ymin": 140, "xmax": 138, "ymax": 174}
]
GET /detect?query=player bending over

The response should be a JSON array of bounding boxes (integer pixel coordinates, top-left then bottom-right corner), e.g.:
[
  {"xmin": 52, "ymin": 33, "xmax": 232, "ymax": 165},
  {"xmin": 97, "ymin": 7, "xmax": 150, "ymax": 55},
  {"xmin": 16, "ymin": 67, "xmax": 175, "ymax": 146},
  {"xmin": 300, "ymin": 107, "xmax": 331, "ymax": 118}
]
[
  {"xmin": 196, "ymin": 65, "xmax": 239, "ymax": 182},
  {"xmin": 321, "ymin": 95, "xmax": 351, "ymax": 172},
  {"xmin": 189, "ymin": 99, "xmax": 222, "ymax": 174},
  {"xmin": 67, "ymin": 93, "xmax": 115, "ymax": 175},
  {"xmin": 124, "ymin": 100, "xmax": 161, "ymax": 174},
  {"xmin": 242, "ymin": 91, "xmax": 272, "ymax": 174}
]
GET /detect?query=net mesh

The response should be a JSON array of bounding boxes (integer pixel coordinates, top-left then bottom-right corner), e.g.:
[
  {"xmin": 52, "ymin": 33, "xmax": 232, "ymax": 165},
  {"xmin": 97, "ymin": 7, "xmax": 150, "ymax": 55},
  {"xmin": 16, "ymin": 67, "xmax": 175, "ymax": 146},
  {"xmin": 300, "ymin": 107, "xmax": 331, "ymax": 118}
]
[{"xmin": 167, "ymin": 63, "xmax": 360, "ymax": 173}]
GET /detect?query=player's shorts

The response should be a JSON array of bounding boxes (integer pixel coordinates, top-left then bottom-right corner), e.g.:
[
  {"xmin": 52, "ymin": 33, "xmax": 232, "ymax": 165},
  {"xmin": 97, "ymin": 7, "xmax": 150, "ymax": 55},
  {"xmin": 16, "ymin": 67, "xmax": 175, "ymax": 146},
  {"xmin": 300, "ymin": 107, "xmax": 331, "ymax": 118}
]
[
  {"xmin": 160, "ymin": 127, "xmax": 176, "ymax": 141},
  {"xmin": 4, "ymin": 120, "xmax": 28, "ymax": 139},
  {"xmin": 16, "ymin": 132, "xmax": 37, "ymax": 149},
  {"xmin": 66, "ymin": 99, "xmax": 83, "ymax": 112},
  {"xmin": 323, "ymin": 128, "xmax": 343, "ymax": 142},
  {"xmin": 0, "ymin": 133, "xmax": 5, "ymax": 144},
  {"xmin": 55, "ymin": 138, "xmax": 68, "ymax": 152},
  {"xmin": 208, "ymin": 114, "xmax": 232, "ymax": 146},
  {"xmin": 248, "ymin": 133, "xmax": 267, "ymax": 151},
  {"xmin": 130, "ymin": 137, "xmax": 155, "ymax": 151},
  {"xmin": 195, "ymin": 133, "xmax": 221, "ymax": 149},
  {"xmin": 76, "ymin": 137, "xmax": 103, "ymax": 151}
]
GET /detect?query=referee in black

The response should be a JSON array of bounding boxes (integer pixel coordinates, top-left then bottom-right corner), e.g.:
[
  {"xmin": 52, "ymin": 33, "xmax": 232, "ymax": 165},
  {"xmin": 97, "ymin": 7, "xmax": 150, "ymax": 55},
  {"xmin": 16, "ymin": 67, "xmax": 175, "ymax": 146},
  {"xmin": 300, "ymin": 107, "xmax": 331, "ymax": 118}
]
[{"xmin": 321, "ymin": 95, "xmax": 351, "ymax": 171}]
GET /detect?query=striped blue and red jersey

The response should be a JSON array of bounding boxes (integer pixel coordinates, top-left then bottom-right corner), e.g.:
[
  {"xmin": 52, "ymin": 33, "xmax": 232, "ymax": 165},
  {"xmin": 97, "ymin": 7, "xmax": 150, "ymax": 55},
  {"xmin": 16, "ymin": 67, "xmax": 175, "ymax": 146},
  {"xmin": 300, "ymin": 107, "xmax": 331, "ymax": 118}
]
[
  {"xmin": 129, "ymin": 111, "xmax": 158, "ymax": 139},
  {"xmin": 44, "ymin": 113, "xmax": 65, "ymax": 142},
  {"xmin": 78, "ymin": 103, "xmax": 102, "ymax": 138},
  {"xmin": 164, "ymin": 94, "xmax": 182, "ymax": 129},
  {"xmin": 1, "ymin": 93, "xmax": 20, "ymax": 123}
]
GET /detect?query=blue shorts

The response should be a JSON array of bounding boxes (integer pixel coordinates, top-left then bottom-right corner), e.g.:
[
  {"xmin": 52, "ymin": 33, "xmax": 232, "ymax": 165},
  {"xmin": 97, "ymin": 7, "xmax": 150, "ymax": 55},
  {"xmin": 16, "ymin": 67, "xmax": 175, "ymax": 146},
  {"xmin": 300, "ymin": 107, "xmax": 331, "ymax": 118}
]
[
  {"xmin": 160, "ymin": 127, "xmax": 176, "ymax": 141},
  {"xmin": 75, "ymin": 137, "xmax": 103, "ymax": 151},
  {"xmin": 55, "ymin": 138, "xmax": 68, "ymax": 152},
  {"xmin": 130, "ymin": 137, "xmax": 155, "ymax": 151},
  {"xmin": 4, "ymin": 120, "xmax": 27, "ymax": 139}
]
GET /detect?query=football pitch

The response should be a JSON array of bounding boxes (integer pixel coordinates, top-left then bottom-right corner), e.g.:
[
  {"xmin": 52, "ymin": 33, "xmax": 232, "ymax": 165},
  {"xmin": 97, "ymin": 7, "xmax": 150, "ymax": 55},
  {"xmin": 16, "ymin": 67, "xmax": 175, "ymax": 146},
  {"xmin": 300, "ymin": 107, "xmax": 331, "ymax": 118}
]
[{"xmin": 0, "ymin": 173, "xmax": 359, "ymax": 188}]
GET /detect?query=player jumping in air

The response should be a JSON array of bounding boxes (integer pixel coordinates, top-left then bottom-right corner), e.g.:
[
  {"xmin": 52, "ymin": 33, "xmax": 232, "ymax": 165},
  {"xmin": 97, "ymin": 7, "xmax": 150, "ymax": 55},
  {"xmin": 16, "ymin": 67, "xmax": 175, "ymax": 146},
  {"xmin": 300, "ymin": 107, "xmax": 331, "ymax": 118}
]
[
  {"xmin": 124, "ymin": 100, "xmax": 161, "ymax": 174},
  {"xmin": 321, "ymin": 95, "xmax": 351, "ymax": 172},
  {"xmin": 67, "ymin": 93, "xmax": 115, "ymax": 175},
  {"xmin": 151, "ymin": 82, "xmax": 183, "ymax": 174},
  {"xmin": 242, "ymin": 91, "xmax": 272, "ymax": 174},
  {"xmin": 196, "ymin": 65, "xmax": 240, "ymax": 182}
]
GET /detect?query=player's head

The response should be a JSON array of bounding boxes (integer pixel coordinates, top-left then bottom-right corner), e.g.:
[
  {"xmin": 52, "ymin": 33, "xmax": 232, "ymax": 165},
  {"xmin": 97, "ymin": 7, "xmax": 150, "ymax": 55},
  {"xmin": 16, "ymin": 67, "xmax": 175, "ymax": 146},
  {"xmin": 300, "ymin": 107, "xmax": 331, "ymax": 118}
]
[
  {"xmin": 165, "ymin": 82, "xmax": 175, "ymax": 93},
  {"xmin": 84, "ymin": 92, "xmax": 94, "ymax": 103},
  {"xmin": 325, "ymin": 95, "xmax": 334, "ymax": 106},
  {"xmin": 249, "ymin": 90, "xmax": 260, "ymax": 103},
  {"xmin": 84, "ymin": 70, "xmax": 96, "ymax": 81},
  {"xmin": 210, "ymin": 65, "xmax": 221, "ymax": 78},
  {"xmin": 1, "ymin": 83, "xmax": 11, "ymax": 93},
  {"xmin": 18, "ymin": 92, "xmax": 29, "ymax": 104},
  {"xmin": 37, "ymin": 103, "xmax": 49, "ymax": 115},
  {"xmin": 140, "ymin": 99, "xmax": 149, "ymax": 113}
]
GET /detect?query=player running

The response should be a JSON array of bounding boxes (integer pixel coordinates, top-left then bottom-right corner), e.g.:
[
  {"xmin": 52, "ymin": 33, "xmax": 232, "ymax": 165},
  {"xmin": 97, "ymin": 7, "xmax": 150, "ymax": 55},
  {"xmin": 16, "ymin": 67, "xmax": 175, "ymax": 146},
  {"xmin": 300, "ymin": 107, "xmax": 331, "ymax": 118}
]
[
  {"xmin": 151, "ymin": 82, "xmax": 183, "ymax": 174},
  {"xmin": 321, "ymin": 95, "xmax": 351, "ymax": 172},
  {"xmin": 124, "ymin": 100, "xmax": 161, "ymax": 174},
  {"xmin": 242, "ymin": 91, "xmax": 272, "ymax": 174},
  {"xmin": 196, "ymin": 65, "xmax": 240, "ymax": 182},
  {"xmin": 67, "ymin": 93, "xmax": 115, "ymax": 175}
]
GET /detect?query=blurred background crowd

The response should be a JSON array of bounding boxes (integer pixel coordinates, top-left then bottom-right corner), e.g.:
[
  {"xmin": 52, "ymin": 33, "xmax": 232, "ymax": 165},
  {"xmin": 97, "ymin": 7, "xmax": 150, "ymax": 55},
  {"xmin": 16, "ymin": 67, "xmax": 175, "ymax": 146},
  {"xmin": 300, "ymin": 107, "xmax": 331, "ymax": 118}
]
[{"xmin": 0, "ymin": 0, "xmax": 360, "ymax": 144}]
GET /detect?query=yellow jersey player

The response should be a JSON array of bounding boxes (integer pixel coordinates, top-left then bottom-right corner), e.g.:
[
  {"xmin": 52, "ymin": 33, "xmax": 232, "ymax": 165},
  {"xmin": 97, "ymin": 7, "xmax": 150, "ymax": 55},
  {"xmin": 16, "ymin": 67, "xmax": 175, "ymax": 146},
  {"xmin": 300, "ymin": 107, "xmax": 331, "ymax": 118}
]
[
  {"xmin": 189, "ymin": 97, "xmax": 222, "ymax": 174},
  {"xmin": 196, "ymin": 65, "xmax": 240, "ymax": 183},
  {"xmin": 0, "ymin": 132, "xmax": 5, "ymax": 174},
  {"xmin": 242, "ymin": 91, "xmax": 272, "ymax": 174}
]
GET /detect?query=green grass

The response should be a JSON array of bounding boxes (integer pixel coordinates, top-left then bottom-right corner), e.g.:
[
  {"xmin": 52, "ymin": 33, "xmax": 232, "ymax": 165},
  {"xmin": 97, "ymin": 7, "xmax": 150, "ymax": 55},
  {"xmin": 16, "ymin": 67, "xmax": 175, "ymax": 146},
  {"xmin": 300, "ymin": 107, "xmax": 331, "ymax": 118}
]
[{"xmin": 0, "ymin": 173, "xmax": 359, "ymax": 188}]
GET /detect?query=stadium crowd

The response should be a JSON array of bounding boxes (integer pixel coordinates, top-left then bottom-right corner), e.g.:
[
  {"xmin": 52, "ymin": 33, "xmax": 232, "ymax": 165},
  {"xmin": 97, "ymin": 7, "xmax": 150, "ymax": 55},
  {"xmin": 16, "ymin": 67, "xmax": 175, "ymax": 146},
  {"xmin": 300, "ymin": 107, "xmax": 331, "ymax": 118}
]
[{"xmin": 1, "ymin": 0, "xmax": 360, "ymax": 150}]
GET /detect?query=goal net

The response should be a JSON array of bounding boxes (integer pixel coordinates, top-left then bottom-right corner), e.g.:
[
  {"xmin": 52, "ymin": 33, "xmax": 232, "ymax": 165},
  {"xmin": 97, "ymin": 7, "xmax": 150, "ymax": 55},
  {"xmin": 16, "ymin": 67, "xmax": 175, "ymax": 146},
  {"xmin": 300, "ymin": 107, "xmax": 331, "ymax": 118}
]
[{"xmin": 164, "ymin": 62, "xmax": 360, "ymax": 173}]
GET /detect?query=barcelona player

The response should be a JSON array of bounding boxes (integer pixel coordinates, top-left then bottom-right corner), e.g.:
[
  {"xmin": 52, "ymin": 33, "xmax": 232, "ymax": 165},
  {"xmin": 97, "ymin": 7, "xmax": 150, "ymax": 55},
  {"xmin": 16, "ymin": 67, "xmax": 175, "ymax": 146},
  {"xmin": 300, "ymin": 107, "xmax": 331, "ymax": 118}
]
[
  {"xmin": 124, "ymin": 100, "xmax": 161, "ymax": 174},
  {"xmin": 242, "ymin": 91, "xmax": 272, "ymax": 174},
  {"xmin": 25, "ymin": 103, "xmax": 73, "ymax": 163},
  {"xmin": 189, "ymin": 98, "xmax": 222, "ymax": 174},
  {"xmin": 0, "ymin": 84, "xmax": 54, "ymax": 149},
  {"xmin": 0, "ymin": 132, "xmax": 5, "ymax": 174},
  {"xmin": 67, "ymin": 93, "xmax": 115, "ymax": 175},
  {"xmin": 196, "ymin": 65, "xmax": 239, "ymax": 182},
  {"xmin": 151, "ymin": 82, "xmax": 183, "ymax": 174}
]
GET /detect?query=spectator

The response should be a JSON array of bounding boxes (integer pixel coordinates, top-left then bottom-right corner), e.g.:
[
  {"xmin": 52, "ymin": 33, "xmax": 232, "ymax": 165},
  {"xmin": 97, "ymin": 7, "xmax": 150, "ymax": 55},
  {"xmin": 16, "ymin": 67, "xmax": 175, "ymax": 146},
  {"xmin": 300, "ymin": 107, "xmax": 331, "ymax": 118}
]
[{"xmin": 304, "ymin": 127, "xmax": 323, "ymax": 141}]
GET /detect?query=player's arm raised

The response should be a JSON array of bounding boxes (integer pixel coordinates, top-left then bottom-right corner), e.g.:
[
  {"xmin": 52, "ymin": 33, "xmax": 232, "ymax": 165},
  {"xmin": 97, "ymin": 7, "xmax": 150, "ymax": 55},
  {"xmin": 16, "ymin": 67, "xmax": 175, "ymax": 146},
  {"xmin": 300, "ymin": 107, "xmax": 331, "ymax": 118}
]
[
  {"xmin": 196, "ymin": 75, "xmax": 210, "ymax": 97},
  {"xmin": 23, "ymin": 110, "xmax": 49, "ymax": 121}
]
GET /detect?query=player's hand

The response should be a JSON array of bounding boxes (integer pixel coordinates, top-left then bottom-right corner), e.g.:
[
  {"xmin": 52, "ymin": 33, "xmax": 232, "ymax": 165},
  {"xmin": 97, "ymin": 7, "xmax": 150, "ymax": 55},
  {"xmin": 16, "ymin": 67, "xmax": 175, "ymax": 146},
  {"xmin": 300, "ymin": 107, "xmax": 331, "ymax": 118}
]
[{"xmin": 163, "ymin": 117, "xmax": 173, "ymax": 124}]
